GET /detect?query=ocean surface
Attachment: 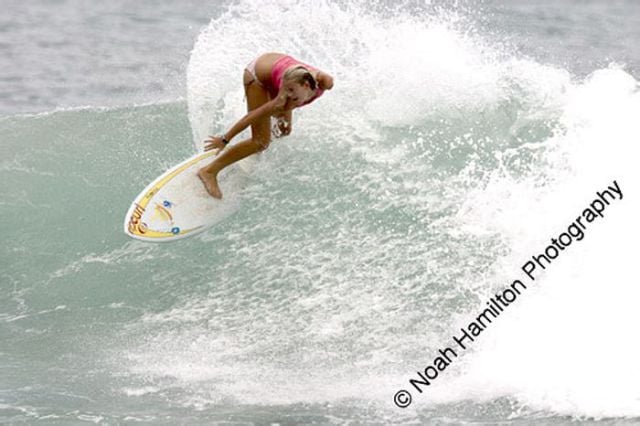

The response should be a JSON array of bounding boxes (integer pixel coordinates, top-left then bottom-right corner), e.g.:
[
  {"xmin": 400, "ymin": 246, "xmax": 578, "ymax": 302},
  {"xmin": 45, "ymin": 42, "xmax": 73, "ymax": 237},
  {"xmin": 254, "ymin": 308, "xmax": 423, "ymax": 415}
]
[{"xmin": 2, "ymin": 0, "xmax": 640, "ymax": 424}]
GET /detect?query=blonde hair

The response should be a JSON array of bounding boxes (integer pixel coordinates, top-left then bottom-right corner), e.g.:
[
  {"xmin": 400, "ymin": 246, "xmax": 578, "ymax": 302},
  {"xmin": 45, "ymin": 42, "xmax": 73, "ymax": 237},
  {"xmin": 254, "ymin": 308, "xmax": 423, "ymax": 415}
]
[{"xmin": 283, "ymin": 66, "xmax": 317, "ymax": 90}]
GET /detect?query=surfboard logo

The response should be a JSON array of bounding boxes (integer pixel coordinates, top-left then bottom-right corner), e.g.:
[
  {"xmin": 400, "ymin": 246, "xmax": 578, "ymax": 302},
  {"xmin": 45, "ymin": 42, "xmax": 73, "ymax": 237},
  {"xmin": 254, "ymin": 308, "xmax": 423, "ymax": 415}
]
[
  {"xmin": 151, "ymin": 202, "xmax": 174, "ymax": 226},
  {"xmin": 154, "ymin": 203, "xmax": 173, "ymax": 220},
  {"xmin": 127, "ymin": 203, "xmax": 148, "ymax": 235}
]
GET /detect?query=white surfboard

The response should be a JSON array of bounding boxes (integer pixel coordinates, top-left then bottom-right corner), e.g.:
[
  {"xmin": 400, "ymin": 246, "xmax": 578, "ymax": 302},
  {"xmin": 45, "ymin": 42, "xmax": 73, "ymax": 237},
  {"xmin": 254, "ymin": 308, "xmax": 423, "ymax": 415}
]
[{"xmin": 123, "ymin": 149, "xmax": 255, "ymax": 242}]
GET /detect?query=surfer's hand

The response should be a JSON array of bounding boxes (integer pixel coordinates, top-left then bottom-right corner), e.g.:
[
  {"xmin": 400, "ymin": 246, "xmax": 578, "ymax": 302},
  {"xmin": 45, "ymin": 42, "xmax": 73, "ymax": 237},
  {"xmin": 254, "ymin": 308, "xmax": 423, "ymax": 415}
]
[
  {"xmin": 204, "ymin": 136, "xmax": 225, "ymax": 152},
  {"xmin": 277, "ymin": 117, "xmax": 291, "ymax": 136},
  {"xmin": 274, "ymin": 94, "xmax": 295, "ymax": 113}
]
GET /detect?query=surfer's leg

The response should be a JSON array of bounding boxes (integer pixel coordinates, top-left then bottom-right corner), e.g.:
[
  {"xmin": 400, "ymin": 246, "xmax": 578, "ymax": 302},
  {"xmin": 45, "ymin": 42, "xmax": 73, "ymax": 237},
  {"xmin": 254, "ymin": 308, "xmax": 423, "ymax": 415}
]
[
  {"xmin": 198, "ymin": 69, "xmax": 271, "ymax": 199},
  {"xmin": 206, "ymin": 70, "xmax": 271, "ymax": 169}
]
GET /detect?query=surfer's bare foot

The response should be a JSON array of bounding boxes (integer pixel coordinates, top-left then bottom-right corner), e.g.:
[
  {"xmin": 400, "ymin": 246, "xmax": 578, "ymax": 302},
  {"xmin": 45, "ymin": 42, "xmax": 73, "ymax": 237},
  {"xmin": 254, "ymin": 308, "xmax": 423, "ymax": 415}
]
[{"xmin": 197, "ymin": 168, "xmax": 222, "ymax": 199}]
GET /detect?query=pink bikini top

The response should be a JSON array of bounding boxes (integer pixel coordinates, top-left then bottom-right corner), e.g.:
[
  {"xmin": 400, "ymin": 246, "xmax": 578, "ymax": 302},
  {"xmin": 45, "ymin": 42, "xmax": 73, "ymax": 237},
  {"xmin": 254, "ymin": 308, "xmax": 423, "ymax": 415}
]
[{"xmin": 269, "ymin": 55, "xmax": 325, "ymax": 106}]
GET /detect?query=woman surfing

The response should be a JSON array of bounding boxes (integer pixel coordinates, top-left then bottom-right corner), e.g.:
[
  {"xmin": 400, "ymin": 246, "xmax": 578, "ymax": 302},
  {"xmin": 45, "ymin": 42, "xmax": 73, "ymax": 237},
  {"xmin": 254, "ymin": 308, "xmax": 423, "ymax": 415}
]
[{"xmin": 198, "ymin": 52, "xmax": 334, "ymax": 199}]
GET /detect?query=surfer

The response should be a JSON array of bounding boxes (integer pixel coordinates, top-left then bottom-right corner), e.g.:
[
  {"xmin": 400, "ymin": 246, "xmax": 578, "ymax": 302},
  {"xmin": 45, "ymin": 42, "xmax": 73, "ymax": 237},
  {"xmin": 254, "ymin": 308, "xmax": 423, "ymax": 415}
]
[{"xmin": 197, "ymin": 52, "xmax": 334, "ymax": 198}]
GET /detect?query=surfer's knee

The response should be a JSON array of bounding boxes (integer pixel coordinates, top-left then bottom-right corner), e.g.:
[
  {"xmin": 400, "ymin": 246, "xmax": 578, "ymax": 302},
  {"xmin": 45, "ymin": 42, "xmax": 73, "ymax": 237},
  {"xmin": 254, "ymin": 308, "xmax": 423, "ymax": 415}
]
[{"xmin": 253, "ymin": 137, "xmax": 270, "ymax": 151}]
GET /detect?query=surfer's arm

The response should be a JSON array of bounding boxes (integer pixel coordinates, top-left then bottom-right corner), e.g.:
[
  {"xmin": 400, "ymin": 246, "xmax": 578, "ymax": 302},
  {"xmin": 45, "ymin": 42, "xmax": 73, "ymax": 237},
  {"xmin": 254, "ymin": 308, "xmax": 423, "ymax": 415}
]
[
  {"xmin": 222, "ymin": 102, "xmax": 277, "ymax": 141},
  {"xmin": 206, "ymin": 103, "xmax": 275, "ymax": 151},
  {"xmin": 205, "ymin": 101, "xmax": 284, "ymax": 150}
]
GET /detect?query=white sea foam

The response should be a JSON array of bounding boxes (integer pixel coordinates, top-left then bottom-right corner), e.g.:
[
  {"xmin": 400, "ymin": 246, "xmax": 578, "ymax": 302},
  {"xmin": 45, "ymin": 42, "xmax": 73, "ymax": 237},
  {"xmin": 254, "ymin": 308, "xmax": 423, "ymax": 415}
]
[{"xmin": 450, "ymin": 66, "xmax": 640, "ymax": 418}]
